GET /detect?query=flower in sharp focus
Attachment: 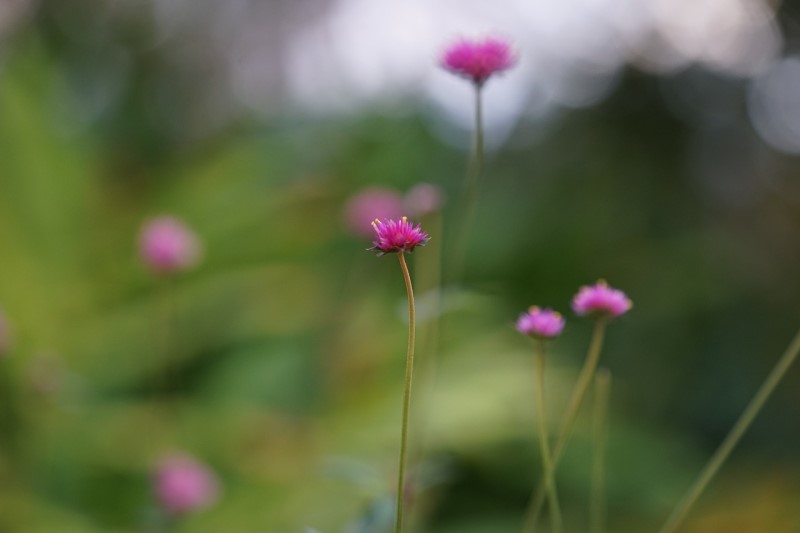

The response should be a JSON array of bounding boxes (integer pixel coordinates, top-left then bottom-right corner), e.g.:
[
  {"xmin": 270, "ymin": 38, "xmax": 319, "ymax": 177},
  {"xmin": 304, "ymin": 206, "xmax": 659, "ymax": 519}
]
[
  {"xmin": 154, "ymin": 454, "xmax": 219, "ymax": 515},
  {"xmin": 441, "ymin": 36, "xmax": 516, "ymax": 86},
  {"xmin": 344, "ymin": 187, "xmax": 406, "ymax": 238},
  {"xmin": 369, "ymin": 217, "xmax": 430, "ymax": 255},
  {"xmin": 572, "ymin": 280, "xmax": 632, "ymax": 319},
  {"xmin": 139, "ymin": 216, "xmax": 201, "ymax": 275},
  {"xmin": 516, "ymin": 306, "xmax": 565, "ymax": 340},
  {"xmin": 405, "ymin": 183, "xmax": 443, "ymax": 218}
]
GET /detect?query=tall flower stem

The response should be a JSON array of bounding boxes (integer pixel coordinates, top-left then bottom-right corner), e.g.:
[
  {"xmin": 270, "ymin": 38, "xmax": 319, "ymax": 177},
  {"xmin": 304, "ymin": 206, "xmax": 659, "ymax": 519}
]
[
  {"xmin": 395, "ymin": 252, "xmax": 417, "ymax": 533},
  {"xmin": 471, "ymin": 84, "xmax": 485, "ymax": 194},
  {"xmin": 591, "ymin": 368, "xmax": 612, "ymax": 533},
  {"xmin": 534, "ymin": 340, "xmax": 563, "ymax": 533},
  {"xmin": 452, "ymin": 85, "xmax": 484, "ymax": 282},
  {"xmin": 658, "ymin": 326, "xmax": 800, "ymax": 533},
  {"xmin": 523, "ymin": 319, "xmax": 609, "ymax": 533},
  {"xmin": 463, "ymin": 84, "xmax": 485, "ymax": 228}
]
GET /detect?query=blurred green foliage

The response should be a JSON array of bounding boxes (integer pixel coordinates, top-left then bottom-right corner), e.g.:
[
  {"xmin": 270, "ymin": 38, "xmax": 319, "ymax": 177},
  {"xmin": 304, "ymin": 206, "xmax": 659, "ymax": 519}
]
[{"xmin": 1, "ymin": 7, "xmax": 800, "ymax": 533}]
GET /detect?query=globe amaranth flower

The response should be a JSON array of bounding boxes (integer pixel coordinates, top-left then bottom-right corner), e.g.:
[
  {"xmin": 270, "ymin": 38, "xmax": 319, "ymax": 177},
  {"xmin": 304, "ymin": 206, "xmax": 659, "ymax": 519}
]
[
  {"xmin": 516, "ymin": 306, "xmax": 565, "ymax": 339},
  {"xmin": 572, "ymin": 280, "xmax": 632, "ymax": 319},
  {"xmin": 344, "ymin": 186, "xmax": 406, "ymax": 238},
  {"xmin": 369, "ymin": 217, "xmax": 430, "ymax": 255},
  {"xmin": 405, "ymin": 183, "xmax": 443, "ymax": 218},
  {"xmin": 154, "ymin": 454, "xmax": 219, "ymax": 515},
  {"xmin": 441, "ymin": 36, "xmax": 516, "ymax": 86},
  {"xmin": 139, "ymin": 216, "xmax": 201, "ymax": 275}
]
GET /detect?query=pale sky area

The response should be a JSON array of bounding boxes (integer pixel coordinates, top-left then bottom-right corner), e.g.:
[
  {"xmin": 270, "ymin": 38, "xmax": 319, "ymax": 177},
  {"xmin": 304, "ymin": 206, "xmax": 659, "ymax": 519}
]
[
  {"xmin": 277, "ymin": 0, "xmax": 791, "ymax": 150},
  {"xmin": 4, "ymin": 0, "xmax": 798, "ymax": 154}
]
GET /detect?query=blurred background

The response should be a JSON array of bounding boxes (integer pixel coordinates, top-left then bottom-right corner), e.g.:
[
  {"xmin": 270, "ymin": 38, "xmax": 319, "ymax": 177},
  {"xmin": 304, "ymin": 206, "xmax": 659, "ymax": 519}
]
[{"xmin": 1, "ymin": 0, "xmax": 800, "ymax": 531}]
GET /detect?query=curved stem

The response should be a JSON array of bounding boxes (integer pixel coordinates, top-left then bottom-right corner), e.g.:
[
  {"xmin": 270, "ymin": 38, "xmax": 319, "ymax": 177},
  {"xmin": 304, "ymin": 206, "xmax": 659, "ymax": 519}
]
[
  {"xmin": 395, "ymin": 252, "xmax": 417, "ymax": 533},
  {"xmin": 523, "ymin": 319, "xmax": 608, "ymax": 532},
  {"xmin": 591, "ymin": 368, "xmax": 612, "ymax": 533},
  {"xmin": 535, "ymin": 340, "xmax": 563, "ymax": 533},
  {"xmin": 658, "ymin": 327, "xmax": 800, "ymax": 533}
]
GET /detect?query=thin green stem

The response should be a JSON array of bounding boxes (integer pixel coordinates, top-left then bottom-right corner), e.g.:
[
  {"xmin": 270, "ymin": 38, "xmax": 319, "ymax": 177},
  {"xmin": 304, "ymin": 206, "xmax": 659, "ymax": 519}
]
[
  {"xmin": 451, "ymin": 85, "xmax": 484, "ymax": 283},
  {"xmin": 535, "ymin": 340, "xmax": 563, "ymax": 533},
  {"xmin": 463, "ymin": 84, "xmax": 485, "ymax": 223},
  {"xmin": 474, "ymin": 84, "xmax": 484, "ymax": 188},
  {"xmin": 591, "ymin": 368, "xmax": 612, "ymax": 533},
  {"xmin": 523, "ymin": 319, "xmax": 608, "ymax": 533},
  {"xmin": 658, "ymin": 327, "xmax": 800, "ymax": 533},
  {"xmin": 395, "ymin": 252, "xmax": 417, "ymax": 533}
]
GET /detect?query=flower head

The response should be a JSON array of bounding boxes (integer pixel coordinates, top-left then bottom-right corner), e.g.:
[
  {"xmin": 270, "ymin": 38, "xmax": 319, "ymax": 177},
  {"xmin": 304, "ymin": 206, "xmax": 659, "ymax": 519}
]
[
  {"xmin": 139, "ymin": 217, "xmax": 201, "ymax": 275},
  {"xmin": 344, "ymin": 187, "xmax": 406, "ymax": 237},
  {"xmin": 572, "ymin": 280, "xmax": 632, "ymax": 319},
  {"xmin": 154, "ymin": 454, "xmax": 219, "ymax": 515},
  {"xmin": 405, "ymin": 183, "xmax": 443, "ymax": 217},
  {"xmin": 441, "ymin": 36, "xmax": 516, "ymax": 86},
  {"xmin": 516, "ymin": 306, "xmax": 565, "ymax": 339},
  {"xmin": 369, "ymin": 217, "xmax": 429, "ymax": 255}
]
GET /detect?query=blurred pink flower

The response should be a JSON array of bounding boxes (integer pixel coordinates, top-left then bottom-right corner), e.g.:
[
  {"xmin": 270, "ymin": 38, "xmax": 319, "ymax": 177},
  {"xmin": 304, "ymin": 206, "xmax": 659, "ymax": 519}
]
[
  {"xmin": 572, "ymin": 280, "xmax": 632, "ymax": 319},
  {"xmin": 139, "ymin": 217, "xmax": 201, "ymax": 275},
  {"xmin": 405, "ymin": 183, "xmax": 443, "ymax": 217},
  {"xmin": 516, "ymin": 307, "xmax": 565, "ymax": 339},
  {"xmin": 369, "ymin": 217, "xmax": 430, "ymax": 255},
  {"xmin": 344, "ymin": 187, "xmax": 406, "ymax": 237},
  {"xmin": 154, "ymin": 454, "xmax": 219, "ymax": 515},
  {"xmin": 441, "ymin": 37, "xmax": 516, "ymax": 86}
]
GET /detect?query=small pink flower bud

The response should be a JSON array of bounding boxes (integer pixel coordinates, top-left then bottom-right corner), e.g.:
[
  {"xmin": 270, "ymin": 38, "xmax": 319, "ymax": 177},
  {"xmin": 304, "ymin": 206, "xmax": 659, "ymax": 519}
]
[
  {"xmin": 405, "ymin": 183, "xmax": 443, "ymax": 217},
  {"xmin": 516, "ymin": 307, "xmax": 565, "ymax": 339},
  {"xmin": 441, "ymin": 36, "xmax": 516, "ymax": 86},
  {"xmin": 572, "ymin": 280, "xmax": 632, "ymax": 319},
  {"xmin": 344, "ymin": 187, "xmax": 406, "ymax": 238},
  {"xmin": 139, "ymin": 217, "xmax": 200, "ymax": 275},
  {"xmin": 154, "ymin": 454, "xmax": 219, "ymax": 515}
]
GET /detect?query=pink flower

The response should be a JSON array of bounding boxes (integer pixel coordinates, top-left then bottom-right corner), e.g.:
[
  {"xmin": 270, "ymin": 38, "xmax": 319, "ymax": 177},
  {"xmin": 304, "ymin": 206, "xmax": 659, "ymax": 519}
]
[
  {"xmin": 516, "ymin": 307, "xmax": 565, "ymax": 339},
  {"xmin": 441, "ymin": 37, "xmax": 516, "ymax": 86},
  {"xmin": 154, "ymin": 454, "xmax": 219, "ymax": 515},
  {"xmin": 139, "ymin": 217, "xmax": 201, "ymax": 275},
  {"xmin": 405, "ymin": 183, "xmax": 443, "ymax": 217},
  {"xmin": 344, "ymin": 187, "xmax": 406, "ymax": 237},
  {"xmin": 369, "ymin": 217, "xmax": 430, "ymax": 255},
  {"xmin": 572, "ymin": 280, "xmax": 632, "ymax": 319}
]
